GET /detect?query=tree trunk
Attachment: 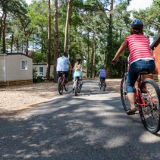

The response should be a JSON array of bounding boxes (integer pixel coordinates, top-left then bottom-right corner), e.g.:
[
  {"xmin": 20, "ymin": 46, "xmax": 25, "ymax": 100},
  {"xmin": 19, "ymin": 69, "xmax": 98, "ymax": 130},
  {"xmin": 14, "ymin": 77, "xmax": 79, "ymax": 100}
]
[
  {"xmin": 53, "ymin": 0, "xmax": 59, "ymax": 82},
  {"xmin": 47, "ymin": 0, "xmax": 51, "ymax": 80},
  {"xmin": 105, "ymin": 0, "xmax": 113, "ymax": 67},
  {"xmin": 87, "ymin": 31, "xmax": 90, "ymax": 78},
  {"xmin": 2, "ymin": 12, "xmax": 6, "ymax": 53},
  {"xmin": 0, "ymin": 13, "xmax": 5, "ymax": 45},
  {"xmin": 11, "ymin": 33, "xmax": 14, "ymax": 53},
  {"xmin": 90, "ymin": 40, "xmax": 94, "ymax": 78},
  {"xmin": 16, "ymin": 39, "xmax": 19, "ymax": 52},
  {"xmin": 22, "ymin": 43, "xmax": 24, "ymax": 52},
  {"xmin": 158, "ymin": 27, "xmax": 160, "ymax": 34},
  {"xmin": 92, "ymin": 32, "xmax": 96, "ymax": 78},
  {"xmin": 25, "ymin": 40, "xmax": 29, "ymax": 55},
  {"xmin": 64, "ymin": 0, "xmax": 71, "ymax": 52}
]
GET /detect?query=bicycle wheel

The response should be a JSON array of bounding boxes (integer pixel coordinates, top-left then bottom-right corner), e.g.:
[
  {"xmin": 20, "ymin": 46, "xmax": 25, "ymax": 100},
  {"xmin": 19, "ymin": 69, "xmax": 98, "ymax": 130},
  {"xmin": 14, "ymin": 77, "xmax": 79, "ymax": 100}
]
[
  {"xmin": 139, "ymin": 78, "xmax": 160, "ymax": 133},
  {"xmin": 64, "ymin": 83, "xmax": 68, "ymax": 92},
  {"xmin": 120, "ymin": 73, "xmax": 130, "ymax": 112},
  {"xmin": 58, "ymin": 77, "xmax": 63, "ymax": 95},
  {"xmin": 100, "ymin": 79, "xmax": 103, "ymax": 90},
  {"xmin": 74, "ymin": 80, "xmax": 78, "ymax": 96},
  {"xmin": 103, "ymin": 80, "xmax": 106, "ymax": 91},
  {"xmin": 77, "ymin": 82, "xmax": 81, "ymax": 93}
]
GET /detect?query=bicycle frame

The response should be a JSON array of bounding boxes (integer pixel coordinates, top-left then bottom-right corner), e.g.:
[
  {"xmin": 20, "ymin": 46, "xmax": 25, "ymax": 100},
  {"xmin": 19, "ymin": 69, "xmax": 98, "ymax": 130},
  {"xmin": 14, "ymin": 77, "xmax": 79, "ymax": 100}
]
[
  {"xmin": 100, "ymin": 78, "xmax": 105, "ymax": 85},
  {"xmin": 59, "ymin": 72, "xmax": 65, "ymax": 86},
  {"xmin": 121, "ymin": 71, "xmax": 160, "ymax": 133},
  {"xmin": 134, "ymin": 75, "xmax": 155, "ymax": 107}
]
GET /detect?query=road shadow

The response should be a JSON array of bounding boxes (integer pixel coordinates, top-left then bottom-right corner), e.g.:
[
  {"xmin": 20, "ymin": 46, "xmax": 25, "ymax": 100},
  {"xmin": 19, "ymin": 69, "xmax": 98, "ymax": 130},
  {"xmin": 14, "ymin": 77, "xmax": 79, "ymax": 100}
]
[{"xmin": 0, "ymin": 80, "xmax": 160, "ymax": 160}]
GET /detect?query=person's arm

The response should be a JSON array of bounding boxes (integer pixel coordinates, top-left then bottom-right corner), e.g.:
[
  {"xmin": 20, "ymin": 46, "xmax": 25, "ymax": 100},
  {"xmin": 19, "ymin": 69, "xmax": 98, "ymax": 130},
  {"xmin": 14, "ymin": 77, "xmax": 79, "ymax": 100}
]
[
  {"xmin": 112, "ymin": 41, "xmax": 127, "ymax": 63},
  {"xmin": 67, "ymin": 59, "xmax": 72, "ymax": 70},
  {"xmin": 80, "ymin": 64, "xmax": 83, "ymax": 72},
  {"xmin": 69, "ymin": 63, "xmax": 72, "ymax": 70},
  {"xmin": 151, "ymin": 49, "xmax": 154, "ymax": 56},
  {"xmin": 74, "ymin": 63, "xmax": 78, "ymax": 71},
  {"xmin": 98, "ymin": 70, "xmax": 100, "ymax": 77}
]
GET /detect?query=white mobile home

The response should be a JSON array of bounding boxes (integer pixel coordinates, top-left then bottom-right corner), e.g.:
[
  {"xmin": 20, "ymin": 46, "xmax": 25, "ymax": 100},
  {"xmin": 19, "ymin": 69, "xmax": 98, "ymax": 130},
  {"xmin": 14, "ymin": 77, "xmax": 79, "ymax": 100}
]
[
  {"xmin": 33, "ymin": 63, "xmax": 54, "ymax": 79},
  {"xmin": 0, "ymin": 53, "xmax": 33, "ymax": 86}
]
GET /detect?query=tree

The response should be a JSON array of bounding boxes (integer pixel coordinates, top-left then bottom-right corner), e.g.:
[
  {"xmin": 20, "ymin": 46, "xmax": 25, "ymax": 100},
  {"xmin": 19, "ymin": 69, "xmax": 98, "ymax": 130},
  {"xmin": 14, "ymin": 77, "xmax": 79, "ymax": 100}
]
[
  {"xmin": 54, "ymin": 0, "xmax": 59, "ymax": 82},
  {"xmin": 132, "ymin": 0, "xmax": 160, "ymax": 36},
  {"xmin": 46, "ymin": 0, "xmax": 51, "ymax": 80},
  {"xmin": 0, "ymin": 0, "xmax": 28, "ymax": 53},
  {"xmin": 64, "ymin": 0, "xmax": 72, "ymax": 53}
]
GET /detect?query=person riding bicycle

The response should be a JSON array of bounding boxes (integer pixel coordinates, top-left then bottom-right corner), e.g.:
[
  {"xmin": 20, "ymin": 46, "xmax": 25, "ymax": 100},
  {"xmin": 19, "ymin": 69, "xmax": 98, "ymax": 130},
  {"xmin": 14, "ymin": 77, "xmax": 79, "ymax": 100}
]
[
  {"xmin": 98, "ymin": 65, "xmax": 107, "ymax": 86},
  {"xmin": 112, "ymin": 19, "xmax": 155, "ymax": 115},
  {"xmin": 56, "ymin": 51, "xmax": 72, "ymax": 83},
  {"xmin": 73, "ymin": 57, "xmax": 83, "ymax": 89}
]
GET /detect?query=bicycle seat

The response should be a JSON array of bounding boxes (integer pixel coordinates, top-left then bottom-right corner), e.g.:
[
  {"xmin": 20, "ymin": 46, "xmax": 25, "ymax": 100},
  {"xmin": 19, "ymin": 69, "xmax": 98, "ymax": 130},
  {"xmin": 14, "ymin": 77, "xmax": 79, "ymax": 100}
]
[{"xmin": 139, "ymin": 71, "xmax": 150, "ymax": 75}]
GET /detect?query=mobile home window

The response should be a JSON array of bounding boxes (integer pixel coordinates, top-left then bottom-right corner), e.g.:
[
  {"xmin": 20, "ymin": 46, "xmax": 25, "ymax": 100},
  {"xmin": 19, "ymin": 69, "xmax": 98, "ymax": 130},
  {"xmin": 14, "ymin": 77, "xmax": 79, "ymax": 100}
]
[
  {"xmin": 39, "ymin": 67, "xmax": 44, "ymax": 76},
  {"xmin": 21, "ymin": 60, "xmax": 28, "ymax": 70}
]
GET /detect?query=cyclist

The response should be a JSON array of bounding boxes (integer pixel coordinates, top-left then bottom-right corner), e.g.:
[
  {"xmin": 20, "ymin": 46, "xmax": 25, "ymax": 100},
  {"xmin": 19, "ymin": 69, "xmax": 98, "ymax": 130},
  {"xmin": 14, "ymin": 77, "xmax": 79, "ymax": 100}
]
[
  {"xmin": 98, "ymin": 65, "xmax": 107, "ymax": 87},
  {"xmin": 56, "ymin": 51, "xmax": 72, "ymax": 83},
  {"xmin": 112, "ymin": 19, "xmax": 155, "ymax": 115},
  {"xmin": 73, "ymin": 57, "xmax": 83, "ymax": 89}
]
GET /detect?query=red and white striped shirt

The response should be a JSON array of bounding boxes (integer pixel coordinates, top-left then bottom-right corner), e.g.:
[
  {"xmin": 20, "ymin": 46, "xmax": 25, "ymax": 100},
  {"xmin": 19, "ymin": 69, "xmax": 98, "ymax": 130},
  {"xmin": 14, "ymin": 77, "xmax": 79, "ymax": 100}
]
[{"xmin": 124, "ymin": 34, "xmax": 154, "ymax": 65}]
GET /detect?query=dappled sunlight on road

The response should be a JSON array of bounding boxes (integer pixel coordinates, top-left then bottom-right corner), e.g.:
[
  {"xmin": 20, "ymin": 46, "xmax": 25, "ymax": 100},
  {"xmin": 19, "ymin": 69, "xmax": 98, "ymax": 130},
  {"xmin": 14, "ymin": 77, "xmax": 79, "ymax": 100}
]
[
  {"xmin": 0, "ymin": 79, "xmax": 160, "ymax": 159},
  {"xmin": 102, "ymin": 117, "xmax": 130, "ymax": 127},
  {"xmin": 139, "ymin": 132, "xmax": 160, "ymax": 143},
  {"xmin": 104, "ymin": 136, "xmax": 129, "ymax": 149}
]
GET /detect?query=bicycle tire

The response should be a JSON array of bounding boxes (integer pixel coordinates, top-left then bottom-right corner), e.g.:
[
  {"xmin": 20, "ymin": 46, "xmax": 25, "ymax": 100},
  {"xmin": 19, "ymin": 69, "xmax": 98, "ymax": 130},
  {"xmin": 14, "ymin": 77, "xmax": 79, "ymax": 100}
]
[
  {"xmin": 103, "ymin": 81, "xmax": 106, "ymax": 91},
  {"xmin": 79, "ymin": 84, "xmax": 82, "ymax": 93},
  {"xmin": 100, "ymin": 81, "xmax": 102, "ymax": 90},
  {"xmin": 100, "ymin": 84, "xmax": 102, "ymax": 90},
  {"xmin": 78, "ymin": 82, "xmax": 81, "ymax": 93},
  {"xmin": 120, "ymin": 73, "xmax": 130, "ymax": 112},
  {"xmin": 58, "ymin": 77, "xmax": 63, "ymax": 95},
  {"xmin": 100, "ymin": 79, "xmax": 104, "ymax": 90},
  {"xmin": 139, "ymin": 78, "xmax": 160, "ymax": 133},
  {"xmin": 74, "ymin": 80, "xmax": 78, "ymax": 96}
]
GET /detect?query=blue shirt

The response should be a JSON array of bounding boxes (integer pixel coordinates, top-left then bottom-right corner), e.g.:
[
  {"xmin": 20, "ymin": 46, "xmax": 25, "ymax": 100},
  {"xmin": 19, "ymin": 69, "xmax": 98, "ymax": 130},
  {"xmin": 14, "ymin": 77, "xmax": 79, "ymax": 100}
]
[
  {"xmin": 56, "ymin": 56, "xmax": 70, "ymax": 71},
  {"xmin": 98, "ymin": 69, "xmax": 106, "ymax": 78}
]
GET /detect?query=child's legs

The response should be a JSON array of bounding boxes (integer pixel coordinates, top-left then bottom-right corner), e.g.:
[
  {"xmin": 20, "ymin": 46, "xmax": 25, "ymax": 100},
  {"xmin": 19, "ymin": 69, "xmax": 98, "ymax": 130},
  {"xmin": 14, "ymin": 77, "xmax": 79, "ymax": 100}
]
[
  {"xmin": 126, "ymin": 63, "xmax": 139, "ymax": 110},
  {"xmin": 127, "ymin": 60, "xmax": 155, "ymax": 111},
  {"xmin": 100, "ymin": 77, "xmax": 105, "ymax": 85},
  {"xmin": 73, "ymin": 76, "xmax": 76, "ymax": 88}
]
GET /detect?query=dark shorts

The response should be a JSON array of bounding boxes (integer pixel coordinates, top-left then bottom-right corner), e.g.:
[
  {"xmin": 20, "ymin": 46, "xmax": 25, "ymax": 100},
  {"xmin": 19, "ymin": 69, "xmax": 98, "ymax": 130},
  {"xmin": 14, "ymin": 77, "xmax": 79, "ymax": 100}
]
[
  {"xmin": 99, "ymin": 77, "xmax": 106, "ymax": 80},
  {"xmin": 57, "ymin": 71, "xmax": 69, "ymax": 81},
  {"xmin": 126, "ymin": 60, "xmax": 155, "ymax": 93}
]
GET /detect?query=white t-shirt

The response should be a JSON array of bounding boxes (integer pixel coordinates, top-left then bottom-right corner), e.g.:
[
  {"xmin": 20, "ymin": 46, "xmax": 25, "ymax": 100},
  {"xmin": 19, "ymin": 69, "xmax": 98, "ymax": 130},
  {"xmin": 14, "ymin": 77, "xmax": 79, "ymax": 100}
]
[{"xmin": 56, "ymin": 56, "xmax": 70, "ymax": 72}]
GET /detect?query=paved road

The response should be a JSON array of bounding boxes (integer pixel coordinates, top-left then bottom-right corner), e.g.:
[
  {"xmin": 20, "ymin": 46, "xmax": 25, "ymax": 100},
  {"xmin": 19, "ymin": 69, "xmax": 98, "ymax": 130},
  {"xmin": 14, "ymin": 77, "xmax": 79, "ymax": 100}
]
[{"xmin": 0, "ymin": 80, "xmax": 160, "ymax": 160}]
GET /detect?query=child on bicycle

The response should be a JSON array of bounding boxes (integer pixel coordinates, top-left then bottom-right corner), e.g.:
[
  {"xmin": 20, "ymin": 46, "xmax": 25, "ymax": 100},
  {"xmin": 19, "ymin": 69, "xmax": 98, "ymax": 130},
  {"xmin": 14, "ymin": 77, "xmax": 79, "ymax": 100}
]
[
  {"xmin": 73, "ymin": 57, "xmax": 83, "ymax": 88},
  {"xmin": 98, "ymin": 65, "xmax": 107, "ymax": 86},
  {"xmin": 112, "ymin": 19, "xmax": 155, "ymax": 115}
]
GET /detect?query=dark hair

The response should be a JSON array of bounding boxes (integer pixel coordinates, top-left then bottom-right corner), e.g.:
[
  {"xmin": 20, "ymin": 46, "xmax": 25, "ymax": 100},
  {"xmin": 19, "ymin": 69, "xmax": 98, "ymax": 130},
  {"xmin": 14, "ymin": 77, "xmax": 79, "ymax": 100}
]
[
  {"xmin": 130, "ymin": 28, "xmax": 143, "ymax": 34},
  {"xmin": 63, "ymin": 51, "xmax": 68, "ymax": 57},
  {"xmin": 130, "ymin": 19, "xmax": 143, "ymax": 34},
  {"xmin": 76, "ymin": 57, "xmax": 81, "ymax": 61},
  {"xmin": 100, "ymin": 64, "xmax": 104, "ymax": 69}
]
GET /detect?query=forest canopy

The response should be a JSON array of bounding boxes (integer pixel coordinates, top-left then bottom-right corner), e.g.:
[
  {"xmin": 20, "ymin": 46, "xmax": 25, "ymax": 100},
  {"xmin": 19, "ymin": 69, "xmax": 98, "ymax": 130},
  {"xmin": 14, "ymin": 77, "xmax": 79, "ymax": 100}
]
[{"xmin": 0, "ymin": 0, "xmax": 159, "ymax": 78}]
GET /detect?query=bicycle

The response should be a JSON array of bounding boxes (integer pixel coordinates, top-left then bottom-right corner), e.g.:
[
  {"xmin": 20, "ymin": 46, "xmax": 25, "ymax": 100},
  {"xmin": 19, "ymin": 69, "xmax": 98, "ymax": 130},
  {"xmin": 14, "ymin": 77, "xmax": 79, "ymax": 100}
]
[
  {"xmin": 121, "ymin": 71, "xmax": 160, "ymax": 133},
  {"xmin": 73, "ymin": 76, "xmax": 82, "ymax": 96},
  {"xmin": 57, "ymin": 72, "xmax": 68, "ymax": 95},
  {"xmin": 99, "ymin": 78, "xmax": 106, "ymax": 91}
]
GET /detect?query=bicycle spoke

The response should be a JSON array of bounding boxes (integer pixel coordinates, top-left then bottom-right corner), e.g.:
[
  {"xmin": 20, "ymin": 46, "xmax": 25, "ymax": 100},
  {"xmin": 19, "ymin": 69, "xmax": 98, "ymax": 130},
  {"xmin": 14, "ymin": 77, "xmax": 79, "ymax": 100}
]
[
  {"xmin": 140, "ymin": 79, "xmax": 160, "ymax": 133},
  {"xmin": 120, "ymin": 73, "xmax": 130, "ymax": 112}
]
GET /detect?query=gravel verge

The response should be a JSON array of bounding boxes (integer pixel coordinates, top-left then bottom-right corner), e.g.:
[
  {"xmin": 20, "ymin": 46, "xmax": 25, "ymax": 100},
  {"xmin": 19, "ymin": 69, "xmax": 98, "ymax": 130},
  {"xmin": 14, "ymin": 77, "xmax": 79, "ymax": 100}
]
[{"xmin": 0, "ymin": 79, "xmax": 121, "ymax": 115}]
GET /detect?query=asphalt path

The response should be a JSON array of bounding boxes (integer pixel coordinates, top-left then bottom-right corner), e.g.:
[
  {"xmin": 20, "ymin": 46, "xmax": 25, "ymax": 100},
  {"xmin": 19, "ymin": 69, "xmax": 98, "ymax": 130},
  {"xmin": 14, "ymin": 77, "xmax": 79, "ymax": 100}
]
[{"xmin": 0, "ymin": 80, "xmax": 160, "ymax": 160}]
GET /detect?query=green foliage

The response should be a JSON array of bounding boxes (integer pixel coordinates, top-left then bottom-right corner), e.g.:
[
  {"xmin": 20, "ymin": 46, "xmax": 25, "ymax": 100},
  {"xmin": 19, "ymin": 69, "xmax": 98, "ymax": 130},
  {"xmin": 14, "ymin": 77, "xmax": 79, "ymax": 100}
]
[
  {"xmin": 1, "ymin": 0, "xmax": 159, "ymax": 78},
  {"xmin": 30, "ymin": 52, "xmax": 46, "ymax": 63}
]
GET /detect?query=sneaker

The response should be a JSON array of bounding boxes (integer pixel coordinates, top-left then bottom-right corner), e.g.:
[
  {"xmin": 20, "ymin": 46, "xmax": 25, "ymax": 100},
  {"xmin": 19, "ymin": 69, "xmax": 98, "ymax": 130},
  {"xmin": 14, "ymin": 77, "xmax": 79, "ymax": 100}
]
[{"xmin": 126, "ymin": 108, "xmax": 137, "ymax": 115}]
